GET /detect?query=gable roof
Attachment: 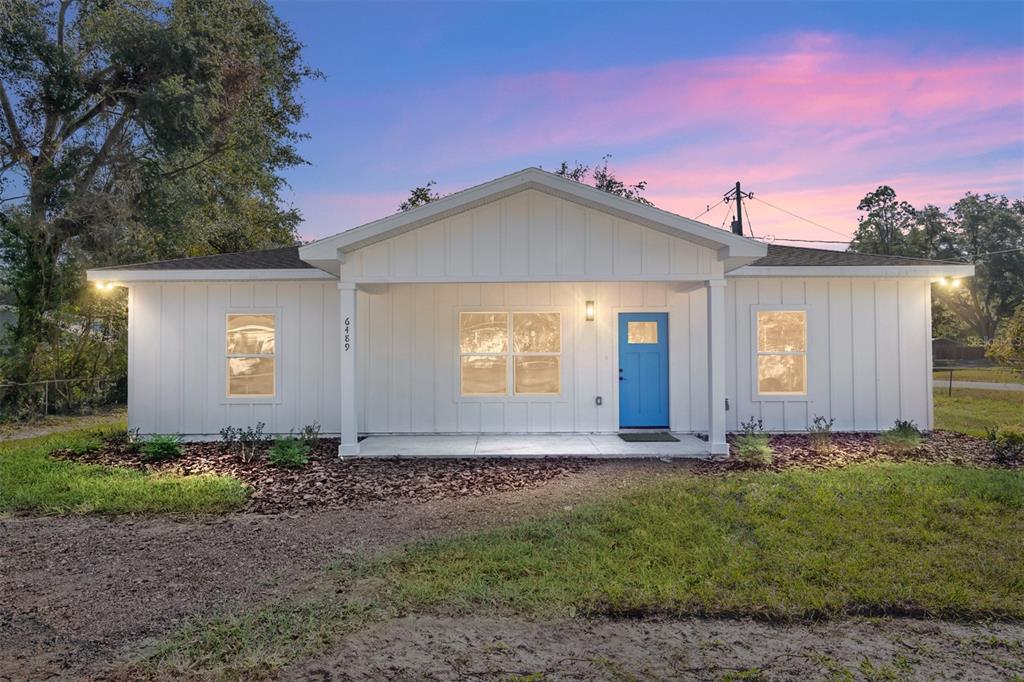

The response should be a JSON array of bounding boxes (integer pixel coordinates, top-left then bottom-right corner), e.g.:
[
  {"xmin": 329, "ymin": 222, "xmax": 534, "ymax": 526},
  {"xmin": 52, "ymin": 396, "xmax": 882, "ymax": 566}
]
[{"xmin": 298, "ymin": 167, "xmax": 768, "ymax": 275}]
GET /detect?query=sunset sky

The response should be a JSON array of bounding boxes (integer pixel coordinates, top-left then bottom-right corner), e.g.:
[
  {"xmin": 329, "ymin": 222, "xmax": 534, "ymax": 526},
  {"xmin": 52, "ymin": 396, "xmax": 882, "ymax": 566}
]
[{"xmin": 275, "ymin": 1, "xmax": 1024, "ymax": 247}]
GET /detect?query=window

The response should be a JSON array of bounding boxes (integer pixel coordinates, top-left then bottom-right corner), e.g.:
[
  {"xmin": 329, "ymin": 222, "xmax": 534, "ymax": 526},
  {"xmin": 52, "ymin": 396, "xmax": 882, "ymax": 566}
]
[
  {"xmin": 756, "ymin": 310, "xmax": 806, "ymax": 395},
  {"xmin": 627, "ymin": 320, "xmax": 658, "ymax": 344},
  {"xmin": 459, "ymin": 312, "xmax": 561, "ymax": 396},
  {"xmin": 227, "ymin": 313, "xmax": 276, "ymax": 397}
]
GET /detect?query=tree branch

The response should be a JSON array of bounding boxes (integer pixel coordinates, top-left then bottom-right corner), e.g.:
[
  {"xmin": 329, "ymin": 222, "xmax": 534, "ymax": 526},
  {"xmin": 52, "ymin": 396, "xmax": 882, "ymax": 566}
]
[
  {"xmin": 159, "ymin": 143, "xmax": 230, "ymax": 179},
  {"xmin": 57, "ymin": 0, "xmax": 72, "ymax": 48},
  {"xmin": 75, "ymin": 108, "xmax": 132, "ymax": 194},
  {"xmin": 0, "ymin": 83, "xmax": 27, "ymax": 158}
]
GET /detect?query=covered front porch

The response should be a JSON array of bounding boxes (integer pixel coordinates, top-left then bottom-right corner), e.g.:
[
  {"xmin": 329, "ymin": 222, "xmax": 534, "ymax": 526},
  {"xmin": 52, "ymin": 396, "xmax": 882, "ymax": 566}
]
[{"xmin": 354, "ymin": 433, "xmax": 711, "ymax": 458}]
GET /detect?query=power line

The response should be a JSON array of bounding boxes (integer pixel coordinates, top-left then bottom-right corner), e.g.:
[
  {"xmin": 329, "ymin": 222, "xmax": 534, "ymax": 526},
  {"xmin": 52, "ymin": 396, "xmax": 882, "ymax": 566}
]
[
  {"xmin": 751, "ymin": 195, "xmax": 852, "ymax": 239},
  {"xmin": 693, "ymin": 198, "xmax": 724, "ymax": 219},
  {"xmin": 742, "ymin": 200, "xmax": 755, "ymax": 239},
  {"xmin": 761, "ymin": 237, "xmax": 849, "ymax": 244}
]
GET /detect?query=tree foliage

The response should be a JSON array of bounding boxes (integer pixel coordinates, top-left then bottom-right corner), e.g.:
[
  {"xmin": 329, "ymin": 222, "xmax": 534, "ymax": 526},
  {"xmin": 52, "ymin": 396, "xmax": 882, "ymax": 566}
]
[
  {"xmin": 0, "ymin": 0, "xmax": 317, "ymax": 413},
  {"xmin": 849, "ymin": 187, "xmax": 1023, "ymax": 342},
  {"xmin": 987, "ymin": 304, "xmax": 1024, "ymax": 371},
  {"xmin": 398, "ymin": 180, "xmax": 441, "ymax": 212},
  {"xmin": 554, "ymin": 155, "xmax": 653, "ymax": 205}
]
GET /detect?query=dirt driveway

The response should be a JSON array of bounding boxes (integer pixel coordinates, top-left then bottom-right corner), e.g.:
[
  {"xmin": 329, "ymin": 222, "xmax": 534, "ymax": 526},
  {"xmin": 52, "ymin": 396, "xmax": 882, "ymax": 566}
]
[
  {"xmin": 0, "ymin": 460, "xmax": 678, "ymax": 680},
  {"xmin": 3, "ymin": 458, "xmax": 1022, "ymax": 681}
]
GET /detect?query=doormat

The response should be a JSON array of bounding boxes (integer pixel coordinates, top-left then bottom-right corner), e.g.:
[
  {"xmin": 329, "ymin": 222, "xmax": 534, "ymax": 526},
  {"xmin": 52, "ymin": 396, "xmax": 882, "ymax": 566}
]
[{"xmin": 618, "ymin": 432, "xmax": 679, "ymax": 442}]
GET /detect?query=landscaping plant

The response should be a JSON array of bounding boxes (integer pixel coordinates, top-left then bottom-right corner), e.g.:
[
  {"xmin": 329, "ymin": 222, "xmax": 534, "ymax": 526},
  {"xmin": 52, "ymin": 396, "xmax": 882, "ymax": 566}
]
[
  {"xmin": 219, "ymin": 423, "xmax": 270, "ymax": 463},
  {"xmin": 808, "ymin": 415, "xmax": 835, "ymax": 452},
  {"xmin": 295, "ymin": 421, "xmax": 322, "ymax": 446},
  {"xmin": 268, "ymin": 437, "xmax": 310, "ymax": 468},
  {"xmin": 734, "ymin": 417, "xmax": 773, "ymax": 465},
  {"xmin": 879, "ymin": 419, "xmax": 923, "ymax": 453},
  {"xmin": 140, "ymin": 435, "xmax": 183, "ymax": 462},
  {"xmin": 987, "ymin": 426, "xmax": 1024, "ymax": 464}
]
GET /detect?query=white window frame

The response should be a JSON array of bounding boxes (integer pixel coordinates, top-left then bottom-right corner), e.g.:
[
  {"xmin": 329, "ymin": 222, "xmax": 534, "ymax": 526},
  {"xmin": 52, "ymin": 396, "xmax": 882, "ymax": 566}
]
[
  {"xmin": 751, "ymin": 305, "xmax": 808, "ymax": 399},
  {"xmin": 223, "ymin": 309, "xmax": 282, "ymax": 403},
  {"xmin": 458, "ymin": 311, "xmax": 562, "ymax": 398}
]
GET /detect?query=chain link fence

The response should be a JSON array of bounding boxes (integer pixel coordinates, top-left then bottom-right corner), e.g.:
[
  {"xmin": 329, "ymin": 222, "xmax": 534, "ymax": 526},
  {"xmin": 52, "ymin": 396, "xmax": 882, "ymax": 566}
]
[{"xmin": 0, "ymin": 376, "xmax": 127, "ymax": 421}]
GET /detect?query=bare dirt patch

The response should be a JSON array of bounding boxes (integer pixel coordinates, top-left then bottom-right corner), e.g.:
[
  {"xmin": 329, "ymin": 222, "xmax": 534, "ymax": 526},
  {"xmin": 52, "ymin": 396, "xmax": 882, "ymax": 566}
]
[
  {"xmin": 283, "ymin": 615, "xmax": 1024, "ymax": 681},
  {"xmin": 0, "ymin": 459, "xmax": 687, "ymax": 681},
  {"xmin": 0, "ymin": 406, "xmax": 126, "ymax": 442}
]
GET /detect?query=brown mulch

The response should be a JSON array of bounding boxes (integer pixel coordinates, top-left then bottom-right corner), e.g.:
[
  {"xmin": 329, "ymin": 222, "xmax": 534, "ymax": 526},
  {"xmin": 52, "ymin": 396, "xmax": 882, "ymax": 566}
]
[
  {"xmin": 53, "ymin": 430, "xmax": 1017, "ymax": 514},
  {"xmin": 699, "ymin": 429, "xmax": 1018, "ymax": 474},
  {"xmin": 55, "ymin": 439, "xmax": 595, "ymax": 514}
]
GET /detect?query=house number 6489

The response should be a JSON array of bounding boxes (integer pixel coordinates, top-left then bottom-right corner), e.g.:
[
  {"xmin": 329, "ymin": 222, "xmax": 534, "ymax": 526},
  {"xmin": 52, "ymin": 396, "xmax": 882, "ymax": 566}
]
[{"xmin": 344, "ymin": 316, "xmax": 351, "ymax": 351}]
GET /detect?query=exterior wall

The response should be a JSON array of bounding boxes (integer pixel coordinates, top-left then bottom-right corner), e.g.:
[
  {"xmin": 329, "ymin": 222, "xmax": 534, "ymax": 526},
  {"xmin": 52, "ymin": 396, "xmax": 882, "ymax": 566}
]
[
  {"xmin": 342, "ymin": 189, "xmax": 724, "ymax": 283},
  {"xmin": 127, "ymin": 275, "xmax": 935, "ymax": 437},
  {"xmin": 355, "ymin": 281, "xmax": 710, "ymax": 434},
  {"xmin": 724, "ymin": 277, "xmax": 934, "ymax": 432},
  {"xmin": 128, "ymin": 281, "xmax": 341, "ymax": 437}
]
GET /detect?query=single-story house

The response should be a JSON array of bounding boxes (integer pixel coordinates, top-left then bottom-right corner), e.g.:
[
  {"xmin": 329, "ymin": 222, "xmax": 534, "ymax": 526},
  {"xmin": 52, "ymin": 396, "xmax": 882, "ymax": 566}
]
[{"xmin": 87, "ymin": 168, "xmax": 974, "ymax": 456}]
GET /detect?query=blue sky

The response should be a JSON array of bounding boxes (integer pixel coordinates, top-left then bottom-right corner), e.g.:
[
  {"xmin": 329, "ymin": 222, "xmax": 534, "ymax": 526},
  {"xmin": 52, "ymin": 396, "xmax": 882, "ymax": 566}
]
[{"xmin": 273, "ymin": 1, "xmax": 1024, "ymax": 244}]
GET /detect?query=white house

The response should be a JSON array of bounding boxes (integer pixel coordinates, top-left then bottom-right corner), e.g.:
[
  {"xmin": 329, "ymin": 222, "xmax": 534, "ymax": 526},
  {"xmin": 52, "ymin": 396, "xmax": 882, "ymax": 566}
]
[{"xmin": 87, "ymin": 168, "xmax": 974, "ymax": 456}]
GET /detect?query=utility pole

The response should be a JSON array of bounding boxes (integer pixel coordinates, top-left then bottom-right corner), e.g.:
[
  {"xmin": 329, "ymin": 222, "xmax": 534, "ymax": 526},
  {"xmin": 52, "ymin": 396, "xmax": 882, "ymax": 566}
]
[{"xmin": 724, "ymin": 181, "xmax": 752, "ymax": 236}]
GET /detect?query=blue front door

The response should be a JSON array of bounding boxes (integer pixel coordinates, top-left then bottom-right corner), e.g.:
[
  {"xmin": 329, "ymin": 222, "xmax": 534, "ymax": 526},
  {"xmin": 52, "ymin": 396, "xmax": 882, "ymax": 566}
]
[{"xmin": 618, "ymin": 312, "xmax": 669, "ymax": 428}]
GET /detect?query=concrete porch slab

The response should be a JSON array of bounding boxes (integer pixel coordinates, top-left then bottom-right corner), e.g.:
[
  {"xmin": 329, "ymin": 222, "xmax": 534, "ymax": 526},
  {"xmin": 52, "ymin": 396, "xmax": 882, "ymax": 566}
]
[{"xmin": 354, "ymin": 433, "xmax": 710, "ymax": 458}]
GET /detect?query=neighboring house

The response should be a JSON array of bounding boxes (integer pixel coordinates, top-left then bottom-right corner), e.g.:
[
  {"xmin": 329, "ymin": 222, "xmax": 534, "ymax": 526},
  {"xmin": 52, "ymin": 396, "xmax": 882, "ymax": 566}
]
[{"xmin": 87, "ymin": 168, "xmax": 974, "ymax": 456}]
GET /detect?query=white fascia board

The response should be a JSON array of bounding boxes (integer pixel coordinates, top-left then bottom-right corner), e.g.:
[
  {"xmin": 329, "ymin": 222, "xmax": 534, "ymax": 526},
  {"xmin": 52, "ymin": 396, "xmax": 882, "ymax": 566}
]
[
  {"xmin": 728, "ymin": 264, "xmax": 976, "ymax": 278},
  {"xmin": 86, "ymin": 268, "xmax": 337, "ymax": 283},
  {"xmin": 299, "ymin": 168, "xmax": 767, "ymax": 262}
]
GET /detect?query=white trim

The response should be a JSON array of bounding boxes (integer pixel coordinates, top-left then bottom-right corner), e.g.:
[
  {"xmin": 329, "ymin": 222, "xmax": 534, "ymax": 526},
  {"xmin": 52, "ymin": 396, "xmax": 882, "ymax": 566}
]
[
  {"xmin": 300, "ymin": 167, "xmax": 767, "ymax": 263},
  {"xmin": 87, "ymin": 268, "xmax": 335, "ymax": 283},
  {"xmin": 730, "ymin": 264, "xmax": 976, "ymax": 278}
]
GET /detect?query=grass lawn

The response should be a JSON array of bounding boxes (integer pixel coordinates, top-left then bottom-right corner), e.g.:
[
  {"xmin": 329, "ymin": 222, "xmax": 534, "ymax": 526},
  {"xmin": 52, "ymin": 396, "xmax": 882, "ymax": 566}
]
[
  {"xmin": 934, "ymin": 387, "xmax": 1024, "ymax": 437},
  {"xmin": 933, "ymin": 367, "xmax": 1024, "ymax": 384},
  {"xmin": 152, "ymin": 463, "xmax": 1024, "ymax": 677},
  {"xmin": 0, "ymin": 425, "xmax": 249, "ymax": 515}
]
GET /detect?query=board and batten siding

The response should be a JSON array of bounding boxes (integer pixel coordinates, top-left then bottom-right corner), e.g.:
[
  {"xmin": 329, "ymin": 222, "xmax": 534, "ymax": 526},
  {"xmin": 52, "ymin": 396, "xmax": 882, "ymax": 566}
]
[
  {"xmin": 128, "ymin": 281, "xmax": 341, "ymax": 437},
  {"xmin": 724, "ymin": 277, "xmax": 934, "ymax": 432},
  {"xmin": 126, "ymin": 276, "xmax": 934, "ymax": 438},
  {"xmin": 341, "ymin": 189, "xmax": 723, "ymax": 283}
]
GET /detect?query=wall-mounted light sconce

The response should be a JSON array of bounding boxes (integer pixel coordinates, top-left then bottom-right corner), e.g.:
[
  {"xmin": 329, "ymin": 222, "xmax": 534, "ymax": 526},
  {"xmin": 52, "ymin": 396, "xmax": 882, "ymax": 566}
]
[
  {"xmin": 938, "ymin": 276, "xmax": 961, "ymax": 289},
  {"xmin": 585, "ymin": 300, "xmax": 595, "ymax": 321},
  {"xmin": 93, "ymin": 281, "xmax": 118, "ymax": 293}
]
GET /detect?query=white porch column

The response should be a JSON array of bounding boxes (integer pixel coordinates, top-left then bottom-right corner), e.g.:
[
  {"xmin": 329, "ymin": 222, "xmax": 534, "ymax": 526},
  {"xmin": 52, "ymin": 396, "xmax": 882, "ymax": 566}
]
[
  {"xmin": 706, "ymin": 279, "xmax": 728, "ymax": 455},
  {"xmin": 338, "ymin": 281, "xmax": 360, "ymax": 456}
]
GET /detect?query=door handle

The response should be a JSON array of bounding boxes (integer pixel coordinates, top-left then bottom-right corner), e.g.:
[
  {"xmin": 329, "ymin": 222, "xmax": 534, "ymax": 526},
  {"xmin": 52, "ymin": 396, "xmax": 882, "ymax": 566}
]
[{"xmin": 619, "ymin": 368, "xmax": 624, "ymax": 381}]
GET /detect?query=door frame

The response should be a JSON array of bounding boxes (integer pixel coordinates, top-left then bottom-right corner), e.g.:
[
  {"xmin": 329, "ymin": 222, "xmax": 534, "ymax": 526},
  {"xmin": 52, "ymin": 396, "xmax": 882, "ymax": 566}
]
[{"xmin": 615, "ymin": 310, "xmax": 671, "ymax": 429}]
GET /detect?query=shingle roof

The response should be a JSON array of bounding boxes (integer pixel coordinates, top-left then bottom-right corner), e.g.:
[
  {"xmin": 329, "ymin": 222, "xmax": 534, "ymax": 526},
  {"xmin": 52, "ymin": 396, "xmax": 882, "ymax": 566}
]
[
  {"xmin": 749, "ymin": 244, "xmax": 959, "ymax": 267},
  {"xmin": 93, "ymin": 242, "xmax": 960, "ymax": 272},
  {"xmin": 92, "ymin": 246, "xmax": 314, "ymax": 271}
]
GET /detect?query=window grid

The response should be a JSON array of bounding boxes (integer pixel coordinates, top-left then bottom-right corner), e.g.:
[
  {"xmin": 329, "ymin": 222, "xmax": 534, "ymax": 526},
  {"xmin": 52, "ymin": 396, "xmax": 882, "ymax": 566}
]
[
  {"xmin": 459, "ymin": 312, "xmax": 561, "ymax": 396},
  {"xmin": 226, "ymin": 313, "xmax": 276, "ymax": 398},
  {"xmin": 755, "ymin": 310, "xmax": 807, "ymax": 396}
]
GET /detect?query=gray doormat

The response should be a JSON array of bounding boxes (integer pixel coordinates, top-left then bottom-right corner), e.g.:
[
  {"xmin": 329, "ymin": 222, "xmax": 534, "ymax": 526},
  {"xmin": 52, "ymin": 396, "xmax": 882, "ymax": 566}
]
[{"xmin": 618, "ymin": 431, "xmax": 679, "ymax": 442}]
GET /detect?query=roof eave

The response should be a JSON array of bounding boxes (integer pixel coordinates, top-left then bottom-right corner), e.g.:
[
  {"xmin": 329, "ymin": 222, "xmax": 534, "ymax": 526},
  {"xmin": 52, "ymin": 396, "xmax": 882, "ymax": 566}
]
[
  {"xmin": 729, "ymin": 263, "xmax": 976, "ymax": 278},
  {"xmin": 86, "ymin": 268, "xmax": 336, "ymax": 283}
]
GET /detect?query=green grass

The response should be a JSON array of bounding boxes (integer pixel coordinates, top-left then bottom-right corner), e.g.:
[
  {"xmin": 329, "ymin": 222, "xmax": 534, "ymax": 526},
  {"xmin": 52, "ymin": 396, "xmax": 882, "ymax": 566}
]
[
  {"xmin": 0, "ymin": 425, "xmax": 249, "ymax": 515},
  {"xmin": 933, "ymin": 368, "xmax": 1023, "ymax": 384},
  {"xmin": 934, "ymin": 387, "xmax": 1024, "ymax": 437},
  {"xmin": 150, "ymin": 464, "xmax": 1024, "ymax": 678}
]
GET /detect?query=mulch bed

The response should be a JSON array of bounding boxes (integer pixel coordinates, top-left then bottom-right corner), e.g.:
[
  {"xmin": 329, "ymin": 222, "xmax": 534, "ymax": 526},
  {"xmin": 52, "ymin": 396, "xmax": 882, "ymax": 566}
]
[
  {"xmin": 55, "ymin": 439, "xmax": 595, "ymax": 514},
  {"xmin": 53, "ymin": 430, "xmax": 1017, "ymax": 514},
  {"xmin": 700, "ymin": 430, "xmax": 1019, "ymax": 474}
]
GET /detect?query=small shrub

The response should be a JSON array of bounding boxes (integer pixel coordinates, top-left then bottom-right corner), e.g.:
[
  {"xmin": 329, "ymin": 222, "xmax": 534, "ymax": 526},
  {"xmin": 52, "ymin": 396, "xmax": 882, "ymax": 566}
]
[
  {"xmin": 808, "ymin": 415, "xmax": 835, "ymax": 452},
  {"xmin": 879, "ymin": 419, "xmax": 923, "ymax": 453},
  {"xmin": 987, "ymin": 426, "xmax": 1024, "ymax": 464},
  {"xmin": 267, "ymin": 437, "xmax": 310, "ymax": 468},
  {"xmin": 105, "ymin": 427, "xmax": 142, "ymax": 454},
  {"xmin": 141, "ymin": 435, "xmax": 182, "ymax": 462},
  {"xmin": 295, "ymin": 421, "xmax": 321, "ymax": 447},
  {"xmin": 734, "ymin": 416, "xmax": 773, "ymax": 465},
  {"xmin": 219, "ymin": 423, "xmax": 269, "ymax": 464}
]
